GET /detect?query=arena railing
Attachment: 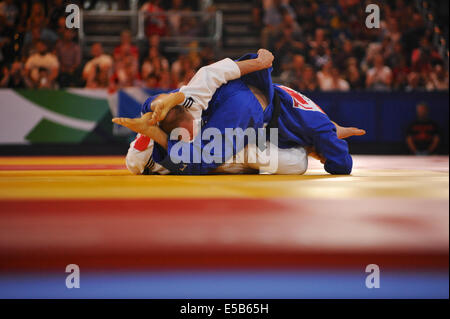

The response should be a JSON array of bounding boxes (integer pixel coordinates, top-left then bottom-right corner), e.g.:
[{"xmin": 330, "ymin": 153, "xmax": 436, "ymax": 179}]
[
  {"xmin": 138, "ymin": 11, "xmax": 223, "ymax": 53},
  {"xmin": 78, "ymin": 10, "xmax": 223, "ymax": 56}
]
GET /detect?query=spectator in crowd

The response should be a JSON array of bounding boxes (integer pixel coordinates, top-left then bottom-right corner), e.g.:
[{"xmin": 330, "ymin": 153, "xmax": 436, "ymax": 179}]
[
  {"xmin": 411, "ymin": 36, "xmax": 442, "ymax": 73},
  {"xmin": 26, "ymin": 2, "xmax": 46, "ymax": 31},
  {"xmin": 405, "ymin": 71, "xmax": 425, "ymax": 91},
  {"xmin": 386, "ymin": 42, "xmax": 406, "ymax": 70},
  {"xmin": 171, "ymin": 53, "xmax": 196, "ymax": 88},
  {"xmin": 141, "ymin": 46, "xmax": 170, "ymax": 89},
  {"xmin": 274, "ymin": 14, "xmax": 304, "ymax": 68},
  {"xmin": 141, "ymin": 0, "xmax": 167, "ymax": 37},
  {"xmin": 16, "ymin": 1, "xmax": 30, "ymax": 34},
  {"xmin": 111, "ymin": 30, "xmax": 140, "ymax": 90},
  {"xmin": 146, "ymin": 34, "xmax": 162, "ymax": 55},
  {"xmin": 0, "ymin": 0, "xmax": 18, "ymax": 36},
  {"xmin": 345, "ymin": 57, "xmax": 364, "ymax": 90},
  {"xmin": 365, "ymin": 56, "xmax": 393, "ymax": 91},
  {"xmin": 309, "ymin": 28, "xmax": 329, "ymax": 53},
  {"xmin": 0, "ymin": 60, "xmax": 29, "ymax": 88},
  {"xmin": 330, "ymin": 66, "xmax": 350, "ymax": 91},
  {"xmin": 21, "ymin": 26, "xmax": 42, "ymax": 59},
  {"xmin": 177, "ymin": 67, "xmax": 195, "ymax": 88},
  {"xmin": 0, "ymin": 18, "xmax": 14, "ymax": 65},
  {"xmin": 309, "ymin": 46, "xmax": 331, "ymax": 70},
  {"xmin": 54, "ymin": 29, "xmax": 81, "ymax": 87},
  {"xmin": 48, "ymin": 0, "xmax": 66, "ymax": 30},
  {"xmin": 280, "ymin": 54, "xmax": 305, "ymax": 87},
  {"xmin": 406, "ymin": 102, "xmax": 440, "ymax": 155},
  {"xmin": 295, "ymin": 64, "xmax": 319, "ymax": 91},
  {"xmin": 334, "ymin": 39, "xmax": 354, "ymax": 71},
  {"xmin": 156, "ymin": 68, "xmax": 172, "ymax": 90},
  {"xmin": 178, "ymin": 6, "xmax": 202, "ymax": 38},
  {"xmin": 111, "ymin": 39, "xmax": 140, "ymax": 90},
  {"xmin": 110, "ymin": 57, "xmax": 140, "ymax": 89},
  {"xmin": 24, "ymin": 40, "xmax": 59, "ymax": 88},
  {"xmin": 260, "ymin": 0, "xmax": 296, "ymax": 50},
  {"xmin": 167, "ymin": 0, "xmax": 184, "ymax": 36},
  {"xmin": 199, "ymin": 46, "xmax": 215, "ymax": 66},
  {"xmin": 380, "ymin": 37, "xmax": 395, "ymax": 66},
  {"xmin": 82, "ymin": 43, "xmax": 113, "ymax": 89},
  {"xmin": 391, "ymin": 56, "xmax": 410, "ymax": 91},
  {"xmin": 0, "ymin": 0, "xmax": 446, "ymax": 93},
  {"xmin": 317, "ymin": 61, "xmax": 332, "ymax": 90},
  {"xmin": 23, "ymin": 25, "xmax": 58, "ymax": 48},
  {"xmin": 318, "ymin": 65, "xmax": 350, "ymax": 91},
  {"xmin": 308, "ymin": 29, "xmax": 331, "ymax": 69},
  {"xmin": 425, "ymin": 64, "xmax": 449, "ymax": 91},
  {"xmin": 55, "ymin": 16, "xmax": 68, "ymax": 39},
  {"xmin": 252, "ymin": 0, "xmax": 262, "ymax": 28},
  {"xmin": 114, "ymin": 30, "xmax": 139, "ymax": 61},
  {"xmin": 383, "ymin": 17, "xmax": 402, "ymax": 44}
]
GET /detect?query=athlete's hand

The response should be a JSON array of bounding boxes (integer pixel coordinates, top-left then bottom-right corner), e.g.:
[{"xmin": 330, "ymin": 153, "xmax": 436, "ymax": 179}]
[{"xmin": 256, "ymin": 48, "xmax": 274, "ymax": 69}]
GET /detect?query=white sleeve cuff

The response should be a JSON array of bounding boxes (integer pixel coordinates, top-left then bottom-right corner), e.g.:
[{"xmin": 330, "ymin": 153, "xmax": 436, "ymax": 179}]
[
  {"xmin": 179, "ymin": 58, "xmax": 241, "ymax": 107},
  {"xmin": 220, "ymin": 57, "xmax": 241, "ymax": 80}
]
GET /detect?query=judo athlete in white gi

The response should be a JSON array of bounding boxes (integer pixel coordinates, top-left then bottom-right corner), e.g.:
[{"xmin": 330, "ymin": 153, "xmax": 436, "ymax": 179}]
[{"xmin": 113, "ymin": 49, "xmax": 365, "ymax": 175}]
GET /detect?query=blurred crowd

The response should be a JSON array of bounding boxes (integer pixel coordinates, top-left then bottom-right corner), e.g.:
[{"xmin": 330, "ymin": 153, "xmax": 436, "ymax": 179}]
[
  {"xmin": 254, "ymin": 0, "xmax": 449, "ymax": 91},
  {"xmin": 0, "ymin": 0, "xmax": 214, "ymax": 90},
  {"xmin": 0, "ymin": 0, "xmax": 448, "ymax": 92}
]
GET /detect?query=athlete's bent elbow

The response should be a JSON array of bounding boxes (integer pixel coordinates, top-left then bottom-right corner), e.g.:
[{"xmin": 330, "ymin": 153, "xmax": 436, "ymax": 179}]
[{"xmin": 325, "ymin": 156, "xmax": 353, "ymax": 175}]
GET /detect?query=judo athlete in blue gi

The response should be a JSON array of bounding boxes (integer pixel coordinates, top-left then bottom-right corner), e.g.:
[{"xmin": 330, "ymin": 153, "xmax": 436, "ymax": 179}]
[{"xmin": 113, "ymin": 50, "xmax": 365, "ymax": 175}]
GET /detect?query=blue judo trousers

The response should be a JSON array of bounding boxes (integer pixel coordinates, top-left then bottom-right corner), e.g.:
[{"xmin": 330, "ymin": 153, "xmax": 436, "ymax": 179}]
[{"xmin": 141, "ymin": 53, "xmax": 352, "ymax": 175}]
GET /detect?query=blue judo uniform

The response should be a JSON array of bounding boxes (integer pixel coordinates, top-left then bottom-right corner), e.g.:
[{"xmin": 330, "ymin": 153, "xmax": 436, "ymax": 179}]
[{"xmin": 141, "ymin": 54, "xmax": 353, "ymax": 175}]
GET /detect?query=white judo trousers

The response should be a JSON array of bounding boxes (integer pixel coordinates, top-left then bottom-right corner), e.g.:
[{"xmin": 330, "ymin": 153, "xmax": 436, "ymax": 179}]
[
  {"xmin": 126, "ymin": 135, "xmax": 308, "ymax": 175},
  {"xmin": 125, "ymin": 58, "xmax": 308, "ymax": 175}
]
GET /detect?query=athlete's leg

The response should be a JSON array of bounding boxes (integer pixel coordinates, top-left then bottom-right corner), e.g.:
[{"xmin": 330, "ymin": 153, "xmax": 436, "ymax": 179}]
[
  {"xmin": 126, "ymin": 134, "xmax": 154, "ymax": 175},
  {"xmin": 248, "ymin": 143, "xmax": 308, "ymax": 175}
]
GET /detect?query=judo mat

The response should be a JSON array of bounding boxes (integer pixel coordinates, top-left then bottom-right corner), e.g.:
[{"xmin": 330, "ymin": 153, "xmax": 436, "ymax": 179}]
[{"xmin": 0, "ymin": 155, "xmax": 448, "ymax": 298}]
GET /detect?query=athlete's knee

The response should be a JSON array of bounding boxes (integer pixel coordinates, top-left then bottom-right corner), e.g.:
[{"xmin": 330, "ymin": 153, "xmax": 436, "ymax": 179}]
[
  {"xmin": 126, "ymin": 153, "xmax": 144, "ymax": 175},
  {"xmin": 125, "ymin": 134, "xmax": 154, "ymax": 175},
  {"xmin": 274, "ymin": 146, "xmax": 308, "ymax": 175}
]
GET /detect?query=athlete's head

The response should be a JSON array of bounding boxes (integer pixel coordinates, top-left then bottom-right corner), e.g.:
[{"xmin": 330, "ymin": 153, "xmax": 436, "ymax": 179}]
[{"xmin": 159, "ymin": 105, "xmax": 195, "ymax": 142}]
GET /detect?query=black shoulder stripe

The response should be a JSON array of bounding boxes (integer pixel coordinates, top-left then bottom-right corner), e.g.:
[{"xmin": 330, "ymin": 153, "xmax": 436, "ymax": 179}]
[{"xmin": 183, "ymin": 97, "xmax": 194, "ymax": 109}]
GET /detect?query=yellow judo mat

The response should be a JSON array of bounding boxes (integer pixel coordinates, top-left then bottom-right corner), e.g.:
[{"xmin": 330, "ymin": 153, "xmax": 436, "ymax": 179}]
[
  {"xmin": 0, "ymin": 155, "xmax": 448, "ymax": 272},
  {"xmin": 0, "ymin": 155, "xmax": 448, "ymax": 200}
]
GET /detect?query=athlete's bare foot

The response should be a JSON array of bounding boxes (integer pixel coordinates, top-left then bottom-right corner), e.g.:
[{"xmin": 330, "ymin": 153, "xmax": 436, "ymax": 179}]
[
  {"xmin": 333, "ymin": 122, "xmax": 366, "ymax": 139},
  {"xmin": 306, "ymin": 124, "xmax": 366, "ymax": 163},
  {"xmin": 112, "ymin": 112, "xmax": 157, "ymax": 137}
]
